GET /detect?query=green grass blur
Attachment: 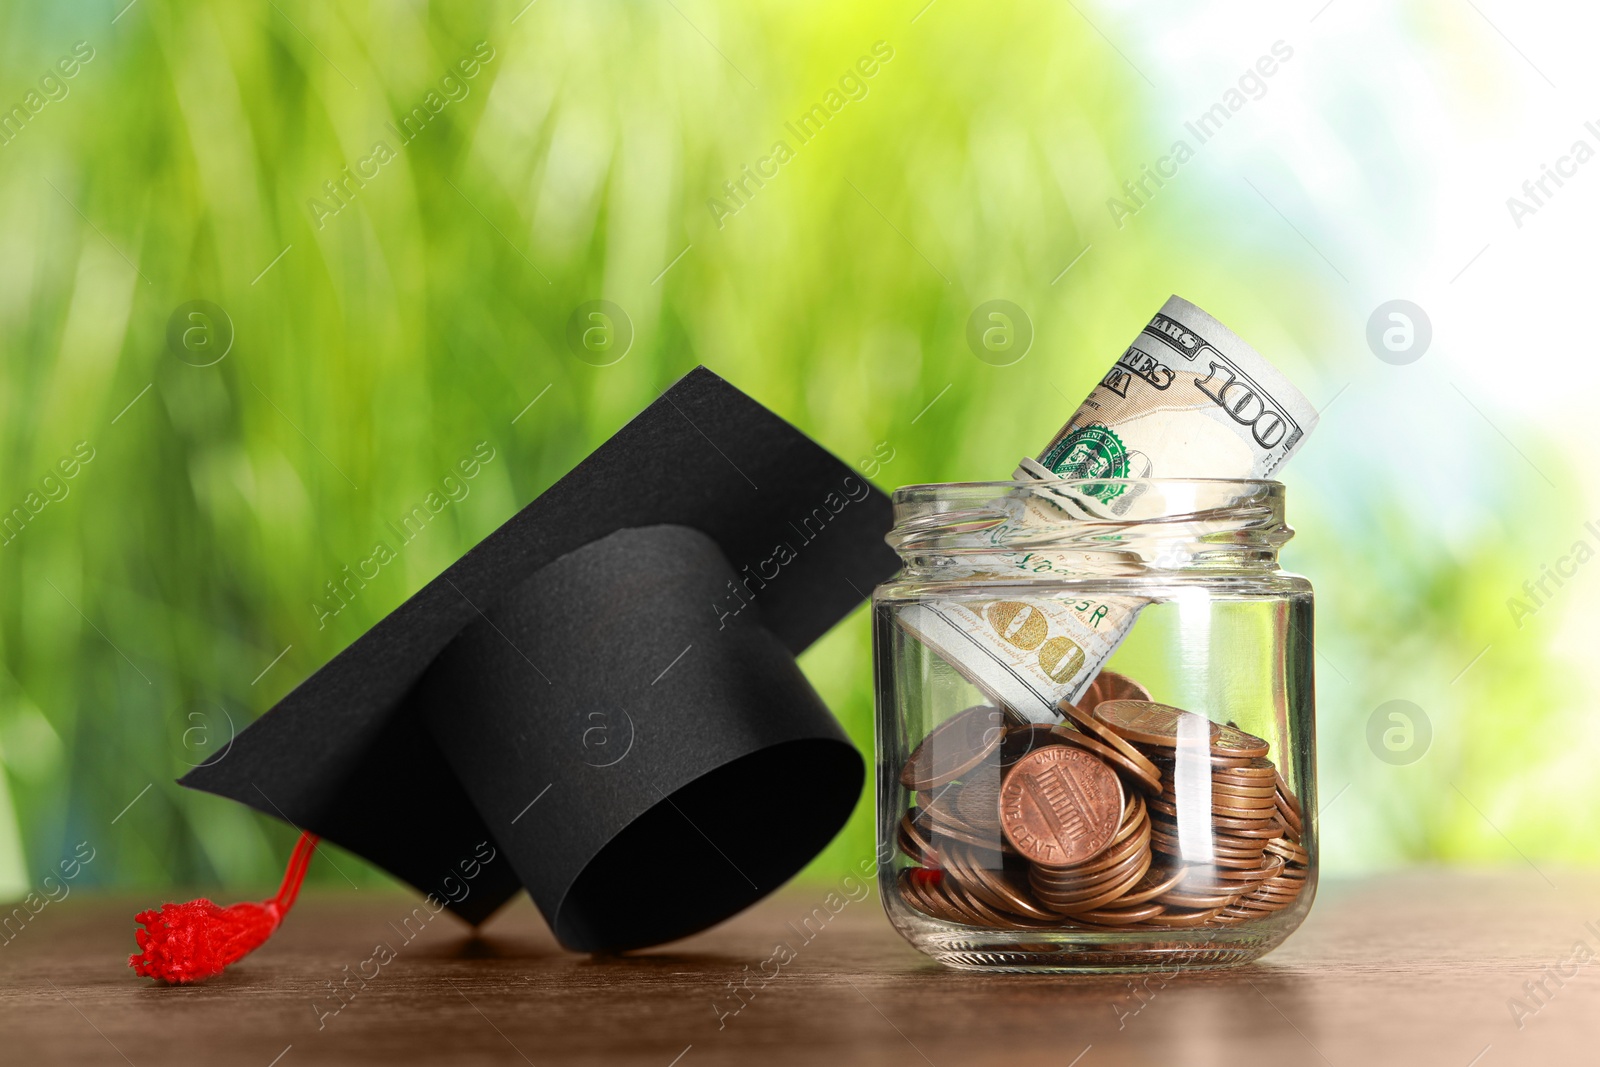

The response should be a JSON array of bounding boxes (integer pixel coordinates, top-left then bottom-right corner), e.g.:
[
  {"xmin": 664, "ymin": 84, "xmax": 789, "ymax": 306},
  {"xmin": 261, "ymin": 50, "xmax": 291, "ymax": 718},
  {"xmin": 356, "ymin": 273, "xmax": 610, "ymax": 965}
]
[{"xmin": 0, "ymin": 1, "xmax": 1579, "ymax": 901}]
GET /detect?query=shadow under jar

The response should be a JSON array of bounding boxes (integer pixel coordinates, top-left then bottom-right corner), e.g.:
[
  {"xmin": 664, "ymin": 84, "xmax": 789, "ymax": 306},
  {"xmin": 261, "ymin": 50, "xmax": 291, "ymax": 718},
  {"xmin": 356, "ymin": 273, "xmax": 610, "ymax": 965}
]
[{"xmin": 873, "ymin": 478, "xmax": 1316, "ymax": 972}]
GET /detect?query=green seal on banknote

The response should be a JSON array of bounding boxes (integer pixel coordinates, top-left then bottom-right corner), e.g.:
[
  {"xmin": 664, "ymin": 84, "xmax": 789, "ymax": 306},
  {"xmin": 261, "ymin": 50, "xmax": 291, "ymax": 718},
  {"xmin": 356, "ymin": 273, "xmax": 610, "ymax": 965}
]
[{"xmin": 1039, "ymin": 424, "xmax": 1129, "ymax": 502}]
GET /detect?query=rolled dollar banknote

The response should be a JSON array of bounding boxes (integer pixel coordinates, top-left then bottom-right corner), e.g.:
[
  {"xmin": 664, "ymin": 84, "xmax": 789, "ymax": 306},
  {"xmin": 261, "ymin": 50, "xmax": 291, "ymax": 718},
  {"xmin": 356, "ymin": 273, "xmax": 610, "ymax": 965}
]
[
  {"xmin": 898, "ymin": 296, "xmax": 1318, "ymax": 723},
  {"xmin": 1014, "ymin": 296, "xmax": 1313, "ymax": 487}
]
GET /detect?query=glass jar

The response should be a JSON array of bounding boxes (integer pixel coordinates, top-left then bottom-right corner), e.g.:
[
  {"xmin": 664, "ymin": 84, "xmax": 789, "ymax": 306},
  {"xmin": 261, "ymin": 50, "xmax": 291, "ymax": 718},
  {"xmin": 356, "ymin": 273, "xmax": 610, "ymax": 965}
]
[{"xmin": 872, "ymin": 478, "xmax": 1315, "ymax": 972}]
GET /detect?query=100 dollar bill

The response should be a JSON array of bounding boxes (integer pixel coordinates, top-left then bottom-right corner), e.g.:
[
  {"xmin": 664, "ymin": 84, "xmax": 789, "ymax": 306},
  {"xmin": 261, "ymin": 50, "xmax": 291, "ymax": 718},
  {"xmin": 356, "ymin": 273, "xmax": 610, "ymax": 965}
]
[
  {"xmin": 1018, "ymin": 297, "xmax": 1314, "ymax": 487},
  {"xmin": 902, "ymin": 296, "xmax": 1318, "ymax": 723}
]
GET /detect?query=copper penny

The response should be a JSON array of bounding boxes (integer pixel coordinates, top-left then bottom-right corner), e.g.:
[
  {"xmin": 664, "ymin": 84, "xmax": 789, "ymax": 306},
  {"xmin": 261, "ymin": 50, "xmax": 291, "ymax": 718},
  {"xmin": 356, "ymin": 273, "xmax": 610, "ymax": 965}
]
[
  {"xmin": 1069, "ymin": 900, "xmax": 1167, "ymax": 925},
  {"xmin": 900, "ymin": 705, "xmax": 1007, "ymax": 790},
  {"xmin": 926, "ymin": 881, "xmax": 985, "ymax": 926},
  {"xmin": 1208, "ymin": 779, "xmax": 1278, "ymax": 799},
  {"xmin": 1140, "ymin": 907, "xmax": 1222, "ymax": 928},
  {"xmin": 1274, "ymin": 771, "xmax": 1304, "ymax": 810},
  {"xmin": 1092, "ymin": 700, "xmax": 1222, "ymax": 748},
  {"xmin": 1155, "ymin": 887, "xmax": 1240, "ymax": 910},
  {"xmin": 1157, "ymin": 790, "xmax": 1277, "ymax": 815},
  {"xmin": 1144, "ymin": 795, "xmax": 1184, "ymax": 817},
  {"xmin": 1032, "ymin": 856, "xmax": 1145, "ymax": 905},
  {"xmin": 1032, "ymin": 828, "xmax": 1150, "ymax": 893},
  {"xmin": 1276, "ymin": 793, "xmax": 1304, "ymax": 836},
  {"xmin": 1253, "ymin": 872, "xmax": 1305, "ymax": 891},
  {"xmin": 1210, "ymin": 829, "xmax": 1274, "ymax": 852},
  {"xmin": 1113, "ymin": 863, "xmax": 1190, "ymax": 907},
  {"xmin": 912, "ymin": 800, "xmax": 1001, "ymax": 851},
  {"xmin": 945, "ymin": 846, "xmax": 1059, "ymax": 922},
  {"xmin": 897, "ymin": 868, "xmax": 951, "ymax": 920},
  {"xmin": 1225, "ymin": 903, "xmax": 1276, "ymax": 918},
  {"xmin": 1205, "ymin": 851, "xmax": 1278, "ymax": 870},
  {"xmin": 910, "ymin": 878, "xmax": 964, "ymax": 924},
  {"xmin": 938, "ymin": 877, "xmax": 1012, "ymax": 927},
  {"xmin": 908, "ymin": 868, "xmax": 980, "ymax": 925},
  {"xmin": 928, "ymin": 820, "xmax": 1004, "ymax": 852},
  {"xmin": 1057, "ymin": 701, "xmax": 1163, "ymax": 782},
  {"xmin": 1252, "ymin": 884, "xmax": 1303, "ymax": 903},
  {"xmin": 1210, "ymin": 853, "xmax": 1286, "ymax": 882},
  {"xmin": 1215, "ymin": 776, "xmax": 1279, "ymax": 794},
  {"xmin": 1242, "ymin": 889, "xmax": 1298, "ymax": 910},
  {"xmin": 1210, "ymin": 756, "xmax": 1277, "ymax": 779},
  {"xmin": 1257, "ymin": 884, "xmax": 1305, "ymax": 903},
  {"xmin": 1213, "ymin": 773, "xmax": 1279, "ymax": 792},
  {"xmin": 1265, "ymin": 837, "xmax": 1310, "ymax": 866},
  {"xmin": 1109, "ymin": 793, "xmax": 1149, "ymax": 847},
  {"xmin": 934, "ymin": 846, "xmax": 995, "ymax": 903},
  {"xmin": 895, "ymin": 871, "xmax": 931, "ymax": 916},
  {"xmin": 1033, "ymin": 817, "xmax": 1148, "ymax": 886},
  {"xmin": 1212, "ymin": 813, "xmax": 1280, "ymax": 833},
  {"xmin": 916, "ymin": 786, "xmax": 979, "ymax": 833},
  {"xmin": 1078, "ymin": 670, "xmax": 1153, "ymax": 709},
  {"xmin": 999, "ymin": 746, "xmax": 1124, "ymax": 866},
  {"xmin": 897, "ymin": 811, "xmax": 942, "ymax": 865},
  {"xmin": 952, "ymin": 753, "xmax": 1004, "ymax": 831},
  {"xmin": 1209, "ymin": 795, "xmax": 1278, "ymax": 814},
  {"xmin": 1150, "ymin": 755, "xmax": 1278, "ymax": 781},
  {"xmin": 1149, "ymin": 829, "xmax": 1263, "ymax": 861},
  {"xmin": 1165, "ymin": 790, "xmax": 1277, "ymax": 813},
  {"xmin": 1210, "ymin": 817, "xmax": 1288, "ymax": 840},
  {"xmin": 1147, "ymin": 807, "xmax": 1275, "ymax": 837},
  {"xmin": 1211, "ymin": 722, "xmax": 1271, "ymax": 758},
  {"xmin": 1043, "ymin": 851, "xmax": 1153, "ymax": 913}
]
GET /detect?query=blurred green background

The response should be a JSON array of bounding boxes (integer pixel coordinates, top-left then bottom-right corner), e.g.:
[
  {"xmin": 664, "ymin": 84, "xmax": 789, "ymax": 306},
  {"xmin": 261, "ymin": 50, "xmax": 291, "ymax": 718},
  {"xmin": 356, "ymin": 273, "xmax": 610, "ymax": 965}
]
[{"xmin": 0, "ymin": 0, "xmax": 1588, "ymax": 904}]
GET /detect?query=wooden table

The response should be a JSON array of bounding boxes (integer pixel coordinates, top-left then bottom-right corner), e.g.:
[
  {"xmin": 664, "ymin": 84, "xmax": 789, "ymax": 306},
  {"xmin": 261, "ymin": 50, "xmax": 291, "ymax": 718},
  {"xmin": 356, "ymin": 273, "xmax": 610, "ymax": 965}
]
[{"xmin": 4, "ymin": 872, "xmax": 1596, "ymax": 1065}]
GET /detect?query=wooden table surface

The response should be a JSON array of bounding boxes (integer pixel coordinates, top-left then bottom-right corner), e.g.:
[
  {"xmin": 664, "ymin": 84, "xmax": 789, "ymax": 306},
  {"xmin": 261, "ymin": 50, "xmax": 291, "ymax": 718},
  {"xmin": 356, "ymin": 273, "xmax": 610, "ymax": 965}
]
[{"xmin": 4, "ymin": 871, "xmax": 1596, "ymax": 1066}]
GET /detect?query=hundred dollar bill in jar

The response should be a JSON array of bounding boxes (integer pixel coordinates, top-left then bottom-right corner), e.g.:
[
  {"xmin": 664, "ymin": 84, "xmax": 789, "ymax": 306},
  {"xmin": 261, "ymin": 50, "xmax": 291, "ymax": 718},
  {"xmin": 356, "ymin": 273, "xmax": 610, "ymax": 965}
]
[
  {"xmin": 897, "ymin": 297, "xmax": 1319, "ymax": 723},
  {"xmin": 873, "ymin": 477, "xmax": 1316, "ymax": 971}
]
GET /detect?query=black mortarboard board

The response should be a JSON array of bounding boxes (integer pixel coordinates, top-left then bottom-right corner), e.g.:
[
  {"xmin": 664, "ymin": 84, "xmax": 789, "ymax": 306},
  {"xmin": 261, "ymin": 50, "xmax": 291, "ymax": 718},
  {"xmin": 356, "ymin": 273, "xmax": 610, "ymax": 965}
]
[{"xmin": 181, "ymin": 367, "xmax": 898, "ymax": 952}]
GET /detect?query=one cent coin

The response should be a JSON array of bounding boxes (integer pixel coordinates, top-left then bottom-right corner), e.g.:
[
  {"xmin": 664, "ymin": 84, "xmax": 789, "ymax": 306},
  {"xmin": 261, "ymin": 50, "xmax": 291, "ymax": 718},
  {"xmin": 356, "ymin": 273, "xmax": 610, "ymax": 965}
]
[
  {"xmin": 1057, "ymin": 701, "xmax": 1163, "ymax": 783},
  {"xmin": 900, "ymin": 705, "xmax": 1007, "ymax": 789},
  {"xmin": 897, "ymin": 811, "xmax": 941, "ymax": 865},
  {"xmin": 1114, "ymin": 863, "xmax": 1190, "ymax": 907},
  {"xmin": 999, "ymin": 746, "xmax": 1124, "ymax": 866},
  {"xmin": 1077, "ymin": 669, "xmax": 1153, "ymax": 710},
  {"xmin": 1141, "ymin": 907, "xmax": 1223, "ymax": 928},
  {"xmin": 952, "ymin": 755, "xmax": 1004, "ymax": 831},
  {"xmin": 1212, "ymin": 722, "xmax": 1271, "ymax": 759},
  {"xmin": 1212, "ymin": 760, "xmax": 1278, "ymax": 783},
  {"xmin": 942, "ymin": 845, "xmax": 1058, "ymax": 922},
  {"xmin": 1265, "ymin": 837, "xmax": 1310, "ymax": 866},
  {"xmin": 1045, "ymin": 851, "xmax": 1153, "ymax": 913},
  {"xmin": 1092, "ymin": 700, "xmax": 1221, "ymax": 748},
  {"xmin": 1209, "ymin": 779, "xmax": 1278, "ymax": 799},
  {"xmin": 1068, "ymin": 900, "xmax": 1166, "ymax": 925}
]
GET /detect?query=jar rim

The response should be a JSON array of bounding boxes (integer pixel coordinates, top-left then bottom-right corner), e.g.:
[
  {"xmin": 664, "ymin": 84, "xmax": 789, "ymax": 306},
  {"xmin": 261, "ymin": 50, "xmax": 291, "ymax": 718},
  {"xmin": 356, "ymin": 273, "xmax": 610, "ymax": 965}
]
[
  {"xmin": 885, "ymin": 477, "xmax": 1291, "ymax": 569},
  {"xmin": 892, "ymin": 477, "xmax": 1285, "ymax": 496}
]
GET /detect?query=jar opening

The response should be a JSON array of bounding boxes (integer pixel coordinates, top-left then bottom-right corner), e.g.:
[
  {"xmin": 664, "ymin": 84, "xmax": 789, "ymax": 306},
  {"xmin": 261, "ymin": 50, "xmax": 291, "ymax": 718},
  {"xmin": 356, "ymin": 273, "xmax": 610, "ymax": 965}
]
[{"xmin": 886, "ymin": 478, "xmax": 1291, "ymax": 574}]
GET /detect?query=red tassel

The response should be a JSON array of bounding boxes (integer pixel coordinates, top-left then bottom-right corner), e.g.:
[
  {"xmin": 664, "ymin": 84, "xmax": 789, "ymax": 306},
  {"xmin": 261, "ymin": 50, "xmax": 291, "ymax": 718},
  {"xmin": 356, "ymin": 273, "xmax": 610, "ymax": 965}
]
[{"xmin": 130, "ymin": 832, "xmax": 318, "ymax": 984}]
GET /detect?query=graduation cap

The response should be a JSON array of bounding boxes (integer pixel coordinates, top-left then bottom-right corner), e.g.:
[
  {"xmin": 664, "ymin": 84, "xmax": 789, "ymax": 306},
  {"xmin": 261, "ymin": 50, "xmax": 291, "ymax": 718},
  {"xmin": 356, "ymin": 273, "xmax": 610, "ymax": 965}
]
[{"xmin": 171, "ymin": 366, "xmax": 899, "ymax": 958}]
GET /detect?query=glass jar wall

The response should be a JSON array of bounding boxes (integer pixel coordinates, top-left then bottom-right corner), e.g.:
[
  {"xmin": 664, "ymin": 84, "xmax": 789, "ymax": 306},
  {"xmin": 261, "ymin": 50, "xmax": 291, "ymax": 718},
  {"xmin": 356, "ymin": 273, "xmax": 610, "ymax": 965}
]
[{"xmin": 873, "ymin": 479, "xmax": 1315, "ymax": 972}]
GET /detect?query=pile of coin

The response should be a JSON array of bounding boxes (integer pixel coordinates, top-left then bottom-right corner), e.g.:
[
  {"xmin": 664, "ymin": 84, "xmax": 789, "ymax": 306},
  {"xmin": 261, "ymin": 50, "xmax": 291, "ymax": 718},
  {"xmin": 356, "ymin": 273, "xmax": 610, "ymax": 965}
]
[{"xmin": 895, "ymin": 672, "xmax": 1309, "ymax": 931}]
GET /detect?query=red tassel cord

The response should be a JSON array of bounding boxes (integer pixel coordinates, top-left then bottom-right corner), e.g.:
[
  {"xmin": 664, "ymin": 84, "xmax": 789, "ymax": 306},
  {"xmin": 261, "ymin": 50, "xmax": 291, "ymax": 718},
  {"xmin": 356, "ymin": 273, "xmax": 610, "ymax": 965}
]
[{"xmin": 130, "ymin": 831, "xmax": 319, "ymax": 984}]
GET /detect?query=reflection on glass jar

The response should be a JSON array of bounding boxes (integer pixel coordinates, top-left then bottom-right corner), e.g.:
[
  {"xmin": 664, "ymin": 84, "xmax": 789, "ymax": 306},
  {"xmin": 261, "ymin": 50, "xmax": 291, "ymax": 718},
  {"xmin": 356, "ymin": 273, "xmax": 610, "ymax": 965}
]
[{"xmin": 873, "ymin": 478, "xmax": 1316, "ymax": 971}]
